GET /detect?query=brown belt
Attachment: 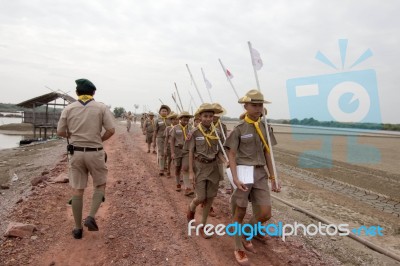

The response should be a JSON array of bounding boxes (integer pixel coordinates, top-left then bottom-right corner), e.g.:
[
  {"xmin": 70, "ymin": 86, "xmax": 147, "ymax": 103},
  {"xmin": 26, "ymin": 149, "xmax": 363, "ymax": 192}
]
[
  {"xmin": 74, "ymin": 146, "xmax": 103, "ymax": 152},
  {"xmin": 238, "ymin": 164, "xmax": 264, "ymax": 168},
  {"xmin": 195, "ymin": 157, "xmax": 216, "ymax": 164}
]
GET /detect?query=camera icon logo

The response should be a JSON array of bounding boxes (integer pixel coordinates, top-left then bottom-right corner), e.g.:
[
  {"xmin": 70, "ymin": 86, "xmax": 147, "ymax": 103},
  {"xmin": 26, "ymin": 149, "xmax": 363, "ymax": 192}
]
[{"xmin": 286, "ymin": 39, "xmax": 381, "ymax": 168}]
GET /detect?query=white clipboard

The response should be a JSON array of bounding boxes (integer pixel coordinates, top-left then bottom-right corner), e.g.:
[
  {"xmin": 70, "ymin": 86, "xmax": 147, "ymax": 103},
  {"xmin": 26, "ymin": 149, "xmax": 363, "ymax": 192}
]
[{"xmin": 226, "ymin": 165, "xmax": 254, "ymax": 190}]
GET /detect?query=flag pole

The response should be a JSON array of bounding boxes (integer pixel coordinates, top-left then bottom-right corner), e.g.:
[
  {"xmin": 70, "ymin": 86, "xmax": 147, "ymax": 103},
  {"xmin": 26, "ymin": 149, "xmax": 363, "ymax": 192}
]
[
  {"xmin": 188, "ymin": 66, "xmax": 228, "ymax": 162},
  {"xmin": 218, "ymin": 58, "xmax": 240, "ymax": 99},
  {"xmin": 188, "ymin": 91, "xmax": 198, "ymax": 110},
  {"xmin": 174, "ymin": 82, "xmax": 185, "ymax": 111},
  {"xmin": 186, "ymin": 64, "xmax": 205, "ymax": 104},
  {"xmin": 201, "ymin": 68, "xmax": 213, "ymax": 102},
  {"xmin": 247, "ymin": 41, "xmax": 279, "ymax": 185},
  {"xmin": 159, "ymin": 98, "xmax": 164, "ymax": 105},
  {"xmin": 171, "ymin": 93, "xmax": 182, "ymax": 113}
]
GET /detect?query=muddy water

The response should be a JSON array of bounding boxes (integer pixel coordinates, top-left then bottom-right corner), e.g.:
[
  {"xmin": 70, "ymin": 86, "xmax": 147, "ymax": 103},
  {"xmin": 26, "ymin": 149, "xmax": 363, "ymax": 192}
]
[
  {"xmin": 0, "ymin": 116, "xmax": 26, "ymax": 150},
  {"xmin": 0, "ymin": 133, "xmax": 24, "ymax": 149}
]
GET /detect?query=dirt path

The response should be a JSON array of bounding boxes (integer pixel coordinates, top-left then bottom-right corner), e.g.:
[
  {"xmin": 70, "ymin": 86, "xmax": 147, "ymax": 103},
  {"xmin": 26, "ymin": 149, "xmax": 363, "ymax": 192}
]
[{"xmin": 1, "ymin": 121, "xmax": 398, "ymax": 265}]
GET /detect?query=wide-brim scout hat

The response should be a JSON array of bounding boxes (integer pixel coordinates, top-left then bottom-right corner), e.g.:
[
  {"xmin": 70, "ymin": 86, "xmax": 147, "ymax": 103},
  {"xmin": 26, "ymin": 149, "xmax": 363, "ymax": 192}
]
[
  {"xmin": 167, "ymin": 112, "xmax": 178, "ymax": 119},
  {"xmin": 194, "ymin": 103, "xmax": 223, "ymax": 116},
  {"xmin": 178, "ymin": 111, "xmax": 194, "ymax": 119},
  {"xmin": 159, "ymin": 105, "xmax": 171, "ymax": 114},
  {"xmin": 148, "ymin": 112, "xmax": 155, "ymax": 116},
  {"xmin": 238, "ymin": 89, "xmax": 271, "ymax": 104},
  {"xmin": 212, "ymin": 103, "xmax": 227, "ymax": 117}
]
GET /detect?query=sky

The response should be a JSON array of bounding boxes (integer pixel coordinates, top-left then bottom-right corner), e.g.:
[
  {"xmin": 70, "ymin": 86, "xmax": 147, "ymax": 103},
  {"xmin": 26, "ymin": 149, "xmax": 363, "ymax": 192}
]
[{"xmin": 0, "ymin": 0, "xmax": 399, "ymax": 123}]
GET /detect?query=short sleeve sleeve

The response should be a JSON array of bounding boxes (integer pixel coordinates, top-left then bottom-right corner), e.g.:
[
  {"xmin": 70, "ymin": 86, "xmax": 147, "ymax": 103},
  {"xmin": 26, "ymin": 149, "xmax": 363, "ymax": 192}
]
[
  {"xmin": 57, "ymin": 109, "xmax": 68, "ymax": 132},
  {"xmin": 102, "ymin": 107, "xmax": 115, "ymax": 130},
  {"xmin": 224, "ymin": 126, "xmax": 240, "ymax": 151}
]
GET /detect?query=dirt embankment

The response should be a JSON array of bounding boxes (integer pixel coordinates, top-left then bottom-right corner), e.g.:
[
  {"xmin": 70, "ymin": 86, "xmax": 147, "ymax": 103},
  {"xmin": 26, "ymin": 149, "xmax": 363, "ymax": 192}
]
[{"xmin": 0, "ymin": 121, "xmax": 399, "ymax": 265}]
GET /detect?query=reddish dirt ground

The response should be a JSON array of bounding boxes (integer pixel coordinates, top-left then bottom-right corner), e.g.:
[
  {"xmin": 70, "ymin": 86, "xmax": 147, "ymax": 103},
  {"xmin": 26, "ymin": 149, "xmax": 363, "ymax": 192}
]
[{"xmin": 1, "ymin": 122, "xmax": 398, "ymax": 265}]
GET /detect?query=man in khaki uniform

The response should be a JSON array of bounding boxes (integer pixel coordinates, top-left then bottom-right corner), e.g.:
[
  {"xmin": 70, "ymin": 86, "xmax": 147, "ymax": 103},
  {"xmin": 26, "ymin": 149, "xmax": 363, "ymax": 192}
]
[
  {"xmin": 126, "ymin": 111, "xmax": 133, "ymax": 132},
  {"xmin": 186, "ymin": 103, "xmax": 226, "ymax": 239},
  {"xmin": 57, "ymin": 79, "xmax": 115, "ymax": 239},
  {"xmin": 143, "ymin": 112, "xmax": 156, "ymax": 153},
  {"xmin": 163, "ymin": 112, "xmax": 178, "ymax": 178},
  {"xmin": 170, "ymin": 111, "xmax": 193, "ymax": 194},
  {"xmin": 153, "ymin": 105, "xmax": 171, "ymax": 176},
  {"xmin": 224, "ymin": 89, "xmax": 281, "ymax": 265}
]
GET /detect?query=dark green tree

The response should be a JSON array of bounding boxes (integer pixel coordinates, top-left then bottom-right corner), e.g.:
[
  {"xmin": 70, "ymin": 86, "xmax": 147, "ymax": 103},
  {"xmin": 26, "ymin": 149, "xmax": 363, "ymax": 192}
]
[{"xmin": 113, "ymin": 107, "xmax": 126, "ymax": 118}]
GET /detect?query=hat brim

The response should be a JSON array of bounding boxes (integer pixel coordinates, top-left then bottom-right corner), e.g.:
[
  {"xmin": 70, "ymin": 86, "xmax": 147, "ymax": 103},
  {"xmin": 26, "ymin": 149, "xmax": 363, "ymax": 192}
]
[
  {"xmin": 238, "ymin": 99, "xmax": 271, "ymax": 104},
  {"xmin": 196, "ymin": 108, "xmax": 223, "ymax": 115},
  {"xmin": 178, "ymin": 114, "xmax": 194, "ymax": 119},
  {"xmin": 159, "ymin": 105, "xmax": 171, "ymax": 114},
  {"xmin": 214, "ymin": 107, "xmax": 227, "ymax": 117}
]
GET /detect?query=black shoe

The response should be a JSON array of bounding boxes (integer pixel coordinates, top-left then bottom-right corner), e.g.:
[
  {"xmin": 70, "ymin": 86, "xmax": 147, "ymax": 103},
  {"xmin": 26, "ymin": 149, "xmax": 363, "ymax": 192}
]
[
  {"xmin": 72, "ymin": 228, "xmax": 83, "ymax": 239},
  {"xmin": 84, "ymin": 216, "xmax": 99, "ymax": 231}
]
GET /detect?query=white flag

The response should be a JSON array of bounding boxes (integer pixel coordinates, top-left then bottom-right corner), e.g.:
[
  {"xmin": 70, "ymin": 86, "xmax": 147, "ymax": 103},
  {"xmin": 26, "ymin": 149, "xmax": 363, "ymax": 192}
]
[
  {"xmin": 226, "ymin": 68, "xmax": 234, "ymax": 79},
  {"xmin": 251, "ymin": 47, "xmax": 263, "ymax": 71},
  {"xmin": 202, "ymin": 70, "xmax": 212, "ymax": 89}
]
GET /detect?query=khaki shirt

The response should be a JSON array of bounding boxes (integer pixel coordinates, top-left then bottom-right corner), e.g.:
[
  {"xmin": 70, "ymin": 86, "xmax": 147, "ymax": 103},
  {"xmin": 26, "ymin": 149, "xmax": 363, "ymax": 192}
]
[
  {"xmin": 187, "ymin": 125, "xmax": 219, "ymax": 160},
  {"xmin": 170, "ymin": 124, "xmax": 191, "ymax": 147},
  {"xmin": 143, "ymin": 119, "xmax": 156, "ymax": 134},
  {"xmin": 155, "ymin": 117, "xmax": 170, "ymax": 138},
  {"xmin": 126, "ymin": 114, "xmax": 133, "ymax": 122},
  {"xmin": 214, "ymin": 121, "xmax": 228, "ymax": 141},
  {"xmin": 57, "ymin": 100, "xmax": 115, "ymax": 148},
  {"xmin": 224, "ymin": 120, "xmax": 268, "ymax": 166},
  {"xmin": 164, "ymin": 125, "xmax": 174, "ymax": 145}
]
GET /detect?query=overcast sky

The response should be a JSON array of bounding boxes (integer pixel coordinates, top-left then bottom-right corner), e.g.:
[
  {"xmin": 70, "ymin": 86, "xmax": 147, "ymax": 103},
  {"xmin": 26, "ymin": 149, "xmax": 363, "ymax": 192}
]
[{"xmin": 0, "ymin": 0, "xmax": 399, "ymax": 123}]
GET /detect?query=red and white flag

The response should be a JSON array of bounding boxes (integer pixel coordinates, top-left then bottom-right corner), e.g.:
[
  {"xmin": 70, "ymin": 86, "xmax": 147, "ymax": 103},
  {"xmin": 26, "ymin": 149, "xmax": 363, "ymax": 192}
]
[
  {"xmin": 226, "ymin": 69, "xmax": 234, "ymax": 79},
  {"xmin": 251, "ymin": 47, "xmax": 263, "ymax": 71}
]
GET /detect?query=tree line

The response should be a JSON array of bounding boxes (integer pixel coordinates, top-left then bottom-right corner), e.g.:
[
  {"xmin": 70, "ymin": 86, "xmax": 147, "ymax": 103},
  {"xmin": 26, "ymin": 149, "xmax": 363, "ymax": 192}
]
[{"xmin": 280, "ymin": 117, "xmax": 400, "ymax": 131}]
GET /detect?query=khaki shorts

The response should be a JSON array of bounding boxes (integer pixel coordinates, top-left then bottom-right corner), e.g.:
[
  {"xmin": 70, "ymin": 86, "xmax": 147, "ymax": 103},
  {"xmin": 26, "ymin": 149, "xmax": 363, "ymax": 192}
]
[
  {"xmin": 194, "ymin": 179, "xmax": 220, "ymax": 201},
  {"xmin": 231, "ymin": 166, "xmax": 271, "ymax": 208},
  {"xmin": 69, "ymin": 150, "xmax": 108, "ymax": 189},
  {"xmin": 145, "ymin": 133, "xmax": 153, "ymax": 144},
  {"xmin": 173, "ymin": 147, "xmax": 188, "ymax": 167}
]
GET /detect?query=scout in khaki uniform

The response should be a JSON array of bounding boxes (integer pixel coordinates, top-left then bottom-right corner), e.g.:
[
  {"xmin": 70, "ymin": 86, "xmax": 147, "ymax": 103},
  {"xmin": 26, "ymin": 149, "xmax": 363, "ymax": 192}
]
[
  {"xmin": 202, "ymin": 103, "xmax": 228, "ymax": 217},
  {"xmin": 224, "ymin": 89, "xmax": 281, "ymax": 266},
  {"xmin": 140, "ymin": 114, "xmax": 146, "ymax": 129},
  {"xmin": 193, "ymin": 114, "xmax": 200, "ymax": 127},
  {"xmin": 163, "ymin": 112, "xmax": 178, "ymax": 178},
  {"xmin": 186, "ymin": 103, "xmax": 227, "ymax": 239},
  {"xmin": 143, "ymin": 112, "xmax": 156, "ymax": 153},
  {"xmin": 212, "ymin": 103, "xmax": 232, "ymax": 195},
  {"xmin": 153, "ymin": 105, "xmax": 171, "ymax": 176},
  {"xmin": 170, "ymin": 111, "xmax": 194, "ymax": 194},
  {"xmin": 57, "ymin": 79, "xmax": 115, "ymax": 239},
  {"xmin": 126, "ymin": 111, "xmax": 133, "ymax": 132}
]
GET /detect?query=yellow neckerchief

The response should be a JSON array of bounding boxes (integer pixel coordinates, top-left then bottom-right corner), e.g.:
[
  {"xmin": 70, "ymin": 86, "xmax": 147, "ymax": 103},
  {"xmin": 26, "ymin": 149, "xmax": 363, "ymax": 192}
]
[
  {"xmin": 213, "ymin": 119, "xmax": 220, "ymax": 128},
  {"xmin": 160, "ymin": 115, "xmax": 167, "ymax": 124},
  {"xmin": 179, "ymin": 123, "xmax": 188, "ymax": 140},
  {"xmin": 78, "ymin": 95, "xmax": 93, "ymax": 103},
  {"xmin": 197, "ymin": 123, "xmax": 219, "ymax": 147},
  {"xmin": 244, "ymin": 114, "xmax": 270, "ymax": 154}
]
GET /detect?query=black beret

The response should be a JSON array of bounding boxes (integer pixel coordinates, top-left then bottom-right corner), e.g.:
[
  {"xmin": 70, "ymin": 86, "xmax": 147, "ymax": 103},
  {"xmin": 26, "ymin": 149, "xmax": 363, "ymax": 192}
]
[{"xmin": 75, "ymin": 79, "xmax": 96, "ymax": 91}]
